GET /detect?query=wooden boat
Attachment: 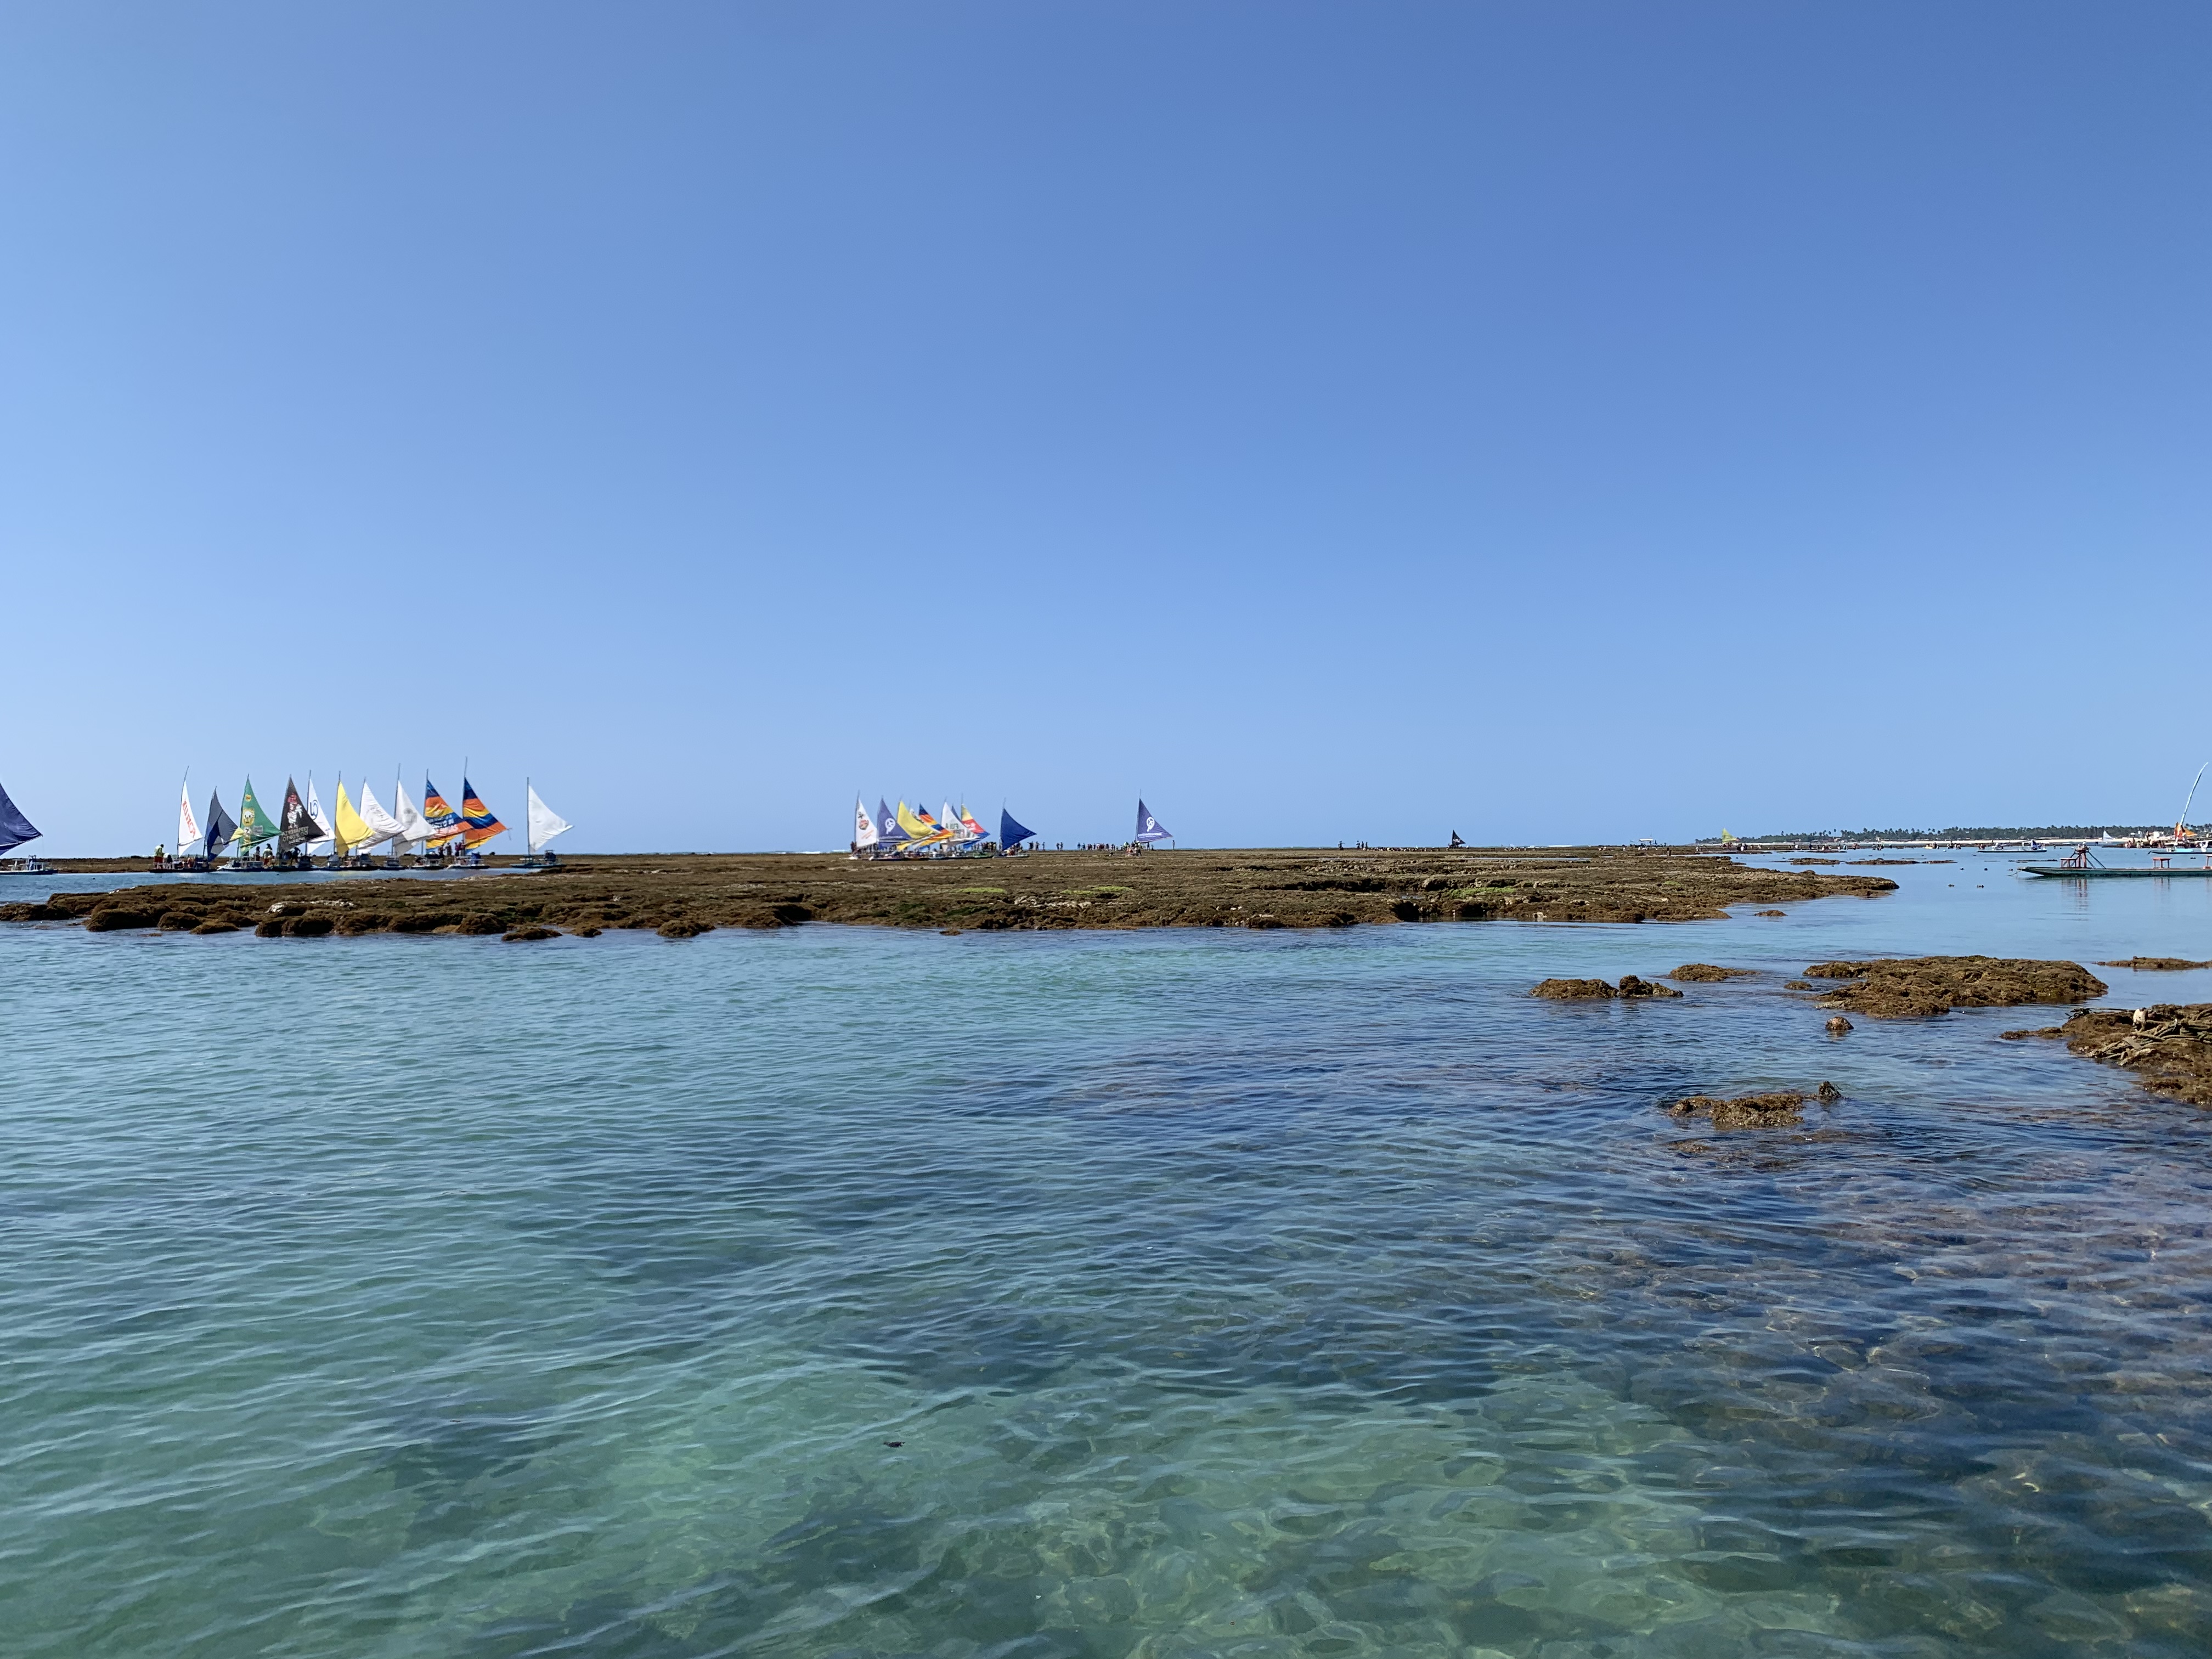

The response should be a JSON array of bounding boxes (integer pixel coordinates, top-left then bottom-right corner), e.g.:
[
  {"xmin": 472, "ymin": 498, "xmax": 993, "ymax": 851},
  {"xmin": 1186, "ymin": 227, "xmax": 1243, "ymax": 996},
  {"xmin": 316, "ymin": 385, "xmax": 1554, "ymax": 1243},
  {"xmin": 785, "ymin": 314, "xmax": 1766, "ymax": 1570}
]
[{"xmin": 2024, "ymin": 847, "xmax": 2212, "ymax": 878}]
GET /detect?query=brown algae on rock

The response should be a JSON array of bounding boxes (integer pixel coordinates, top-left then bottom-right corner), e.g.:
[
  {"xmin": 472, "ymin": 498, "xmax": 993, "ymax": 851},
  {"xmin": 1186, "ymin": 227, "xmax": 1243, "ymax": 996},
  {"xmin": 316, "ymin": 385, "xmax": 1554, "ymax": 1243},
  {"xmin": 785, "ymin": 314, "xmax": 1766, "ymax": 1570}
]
[
  {"xmin": 2061, "ymin": 1003, "xmax": 2212, "ymax": 1107},
  {"xmin": 1804, "ymin": 957, "xmax": 2106, "ymax": 1019},
  {"xmin": 1667, "ymin": 1092, "xmax": 1807, "ymax": 1129}
]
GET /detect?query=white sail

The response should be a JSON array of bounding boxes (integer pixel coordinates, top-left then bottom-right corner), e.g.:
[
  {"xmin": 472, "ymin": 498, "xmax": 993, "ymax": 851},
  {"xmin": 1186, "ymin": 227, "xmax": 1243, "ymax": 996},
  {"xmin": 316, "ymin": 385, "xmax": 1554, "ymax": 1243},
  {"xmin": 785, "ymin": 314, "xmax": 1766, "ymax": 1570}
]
[
  {"xmin": 526, "ymin": 785, "xmax": 572, "ymax": 855},
  {"xmin": 356, "ymin": 783, "xmax": 405, "ymax": 849},
  {"xmin": 177, "ymin": 782, "xmax": 200, "ymax": 855},
  {"xmin": 853, "ymin": 794, "xmax": 878, "ymax": 848},
  {"xmin": 945, "ymin": 800, "xmax": 975, "ymax": 843},
  {"xmin": 304, "ymin": 779, "xmax": 335, "ymax": 856},
  {"xmin": 392, "ymin": 780, "xmax": 432, "ymax": 856}
]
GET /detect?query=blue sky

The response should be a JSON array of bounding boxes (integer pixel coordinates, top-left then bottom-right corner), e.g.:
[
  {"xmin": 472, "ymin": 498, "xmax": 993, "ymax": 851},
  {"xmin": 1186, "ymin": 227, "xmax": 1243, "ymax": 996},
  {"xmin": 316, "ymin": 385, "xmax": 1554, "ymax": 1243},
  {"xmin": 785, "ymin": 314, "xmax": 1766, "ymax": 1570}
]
[{"xmin": 3, "ymin": 3, "xmax": 2208, "ymax": 853}]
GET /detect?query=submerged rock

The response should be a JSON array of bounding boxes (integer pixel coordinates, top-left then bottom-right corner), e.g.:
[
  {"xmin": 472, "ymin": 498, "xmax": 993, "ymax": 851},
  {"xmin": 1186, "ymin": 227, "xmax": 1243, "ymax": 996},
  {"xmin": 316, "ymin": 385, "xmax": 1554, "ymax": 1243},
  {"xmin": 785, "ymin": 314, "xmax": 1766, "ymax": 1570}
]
[
  {"xmin": 2096, "ymin": 957, "xmax": 2212, "ymax": 971},
  {"xmin": 1531, "ymin": 975, "xmax": 1684, "ymax": 1000},
  {"xmin": 2000, "ymin": 1026, "xmax": 2065, "ymax": 1040},
  {"xmin": 502, "ymin": 925, "xmax": 559, "ymax": 942},
  {"xmin": 1531, "ymin": 978, "xmax": 1618, "ymax": 1000},
  {"xmin": 1806, "ymin": 956, "xmax": 2106, "ymax": 1019},
  {"xmin": 2062, "ymin": 1003, "xmax": 2212, "ymax": 1107},
  {"xmin": 1826, "ymin": 1016, "xmax": 1853, "ymax": 1034},
  {"xmin": 1667, "ymin": 1092, "xmax": 1807, "ymax": 1129},
  {"xmin": 1671, "ymin": 963, "xmax": 1755, "ymax": 982}
]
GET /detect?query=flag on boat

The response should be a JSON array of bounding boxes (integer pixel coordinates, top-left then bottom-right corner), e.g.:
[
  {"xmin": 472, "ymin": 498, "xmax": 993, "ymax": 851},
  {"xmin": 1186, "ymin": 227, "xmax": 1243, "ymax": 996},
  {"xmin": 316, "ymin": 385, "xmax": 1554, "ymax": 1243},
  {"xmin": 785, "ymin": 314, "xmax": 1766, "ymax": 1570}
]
[
  {"xmin": 1000, "ymin": 808, "xmax": 1035, "ymax": 848},
  {"xmin": 202, "ymin": 789, "xmax": 236, "ymax": 859},
  {"xmin": 1134, "ymin": 800, "xmax": 1172, "ymax": 844},
  {"xmin": 0, "ymin": 778, "xmax": 40, "ymax": 856},
  {"xmin": 177, "ymin": 781, "xmax": 200, "ymax": 856},
  {"xmin": 304, "ymin": 778, "xmax": 334, "ymax": 855},
  {"xmin": 421, "ymin": 777, "xmax": 465, "ymax": 847},
  {"xmin": 358, "ymin": 783, "xmax": 405, "ymax": 849},
  {"xmin": 278, "ymin": 777, "xmax": 321, "ymax": 857},
  {"xmin": 459, "ymin": 778, "xmax": 505, "ymax": 848},
  {"xmin": 392, "ymin": 780, "xmax": 433, "ymax": 855},
  {"xmin": 235, "ymin": 778, "xmax": 278, "ymax": 848},
  {"xmin": 332, "ymin": 781, "xmax": 376, "ymax": 854},
  {"xmin": 876, "ymin": 798, "xmax": 906, "ymax": 847},
  {"xmin": 526, "ymin": 786, "xmax": 571, "ymax": 854},
  {"xmin": 853, "ymin": 795, "xmax": 878, "ymax": 849}
]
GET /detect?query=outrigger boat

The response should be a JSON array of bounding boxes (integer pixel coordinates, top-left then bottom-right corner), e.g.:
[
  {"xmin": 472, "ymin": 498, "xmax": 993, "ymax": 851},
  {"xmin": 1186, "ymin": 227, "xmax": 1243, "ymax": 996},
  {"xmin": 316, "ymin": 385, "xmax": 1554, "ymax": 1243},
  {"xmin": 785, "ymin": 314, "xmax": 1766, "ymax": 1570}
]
[{"xmin": 2024, "ymin": 845, "xmax": 2212, "ymax": 878}]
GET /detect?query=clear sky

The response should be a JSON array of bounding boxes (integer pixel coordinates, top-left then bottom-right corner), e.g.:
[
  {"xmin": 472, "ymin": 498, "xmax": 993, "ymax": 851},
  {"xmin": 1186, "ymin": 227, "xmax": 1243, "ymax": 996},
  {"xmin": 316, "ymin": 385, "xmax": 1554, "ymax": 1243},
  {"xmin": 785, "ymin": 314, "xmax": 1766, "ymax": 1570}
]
[{"xmin": 3, "ymin": 3, "xmax": 2207, "ymax": 853}]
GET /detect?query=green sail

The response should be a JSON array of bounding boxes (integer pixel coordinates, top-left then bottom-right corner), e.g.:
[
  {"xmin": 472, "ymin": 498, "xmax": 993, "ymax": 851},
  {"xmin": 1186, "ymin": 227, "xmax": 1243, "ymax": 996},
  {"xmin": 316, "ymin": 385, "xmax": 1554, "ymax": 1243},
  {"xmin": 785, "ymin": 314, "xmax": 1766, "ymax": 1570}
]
[{"xmin": 234, "ymin": 777, "xmax": 279, "ymax": 848}]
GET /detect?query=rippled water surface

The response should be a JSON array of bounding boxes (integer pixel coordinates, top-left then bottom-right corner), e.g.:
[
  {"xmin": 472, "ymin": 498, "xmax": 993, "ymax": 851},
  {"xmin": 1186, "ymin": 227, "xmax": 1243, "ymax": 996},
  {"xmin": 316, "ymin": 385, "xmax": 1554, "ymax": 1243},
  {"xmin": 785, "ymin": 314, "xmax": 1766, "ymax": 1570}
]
[{"xmin": 7, "ymin": 855, "xmax": 2212, "ymax": 1656}]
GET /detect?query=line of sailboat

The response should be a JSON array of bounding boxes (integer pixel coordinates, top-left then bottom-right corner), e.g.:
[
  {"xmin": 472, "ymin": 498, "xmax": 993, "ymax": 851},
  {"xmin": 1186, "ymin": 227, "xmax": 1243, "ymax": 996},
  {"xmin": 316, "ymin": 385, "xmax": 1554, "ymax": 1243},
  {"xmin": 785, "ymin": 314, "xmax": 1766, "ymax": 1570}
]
[
  {"xmin": 847, "ymin": 796, "xmax": 1170, "ymax": 856},
  {"xmin": 852, "ymin": 796, "xmax": 1033, "ymax": 858},
  {"xmin": 163, "ymin": 772, "xmax": 572, "ymax": 870}
]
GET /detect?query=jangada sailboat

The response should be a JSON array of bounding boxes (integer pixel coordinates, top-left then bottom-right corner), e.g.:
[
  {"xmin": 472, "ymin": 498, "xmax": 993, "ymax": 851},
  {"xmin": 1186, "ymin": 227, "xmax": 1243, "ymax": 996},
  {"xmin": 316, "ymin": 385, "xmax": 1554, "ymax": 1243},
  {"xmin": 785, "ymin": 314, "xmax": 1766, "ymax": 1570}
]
[
  {"xmin": 522, "ymin": 783, "xmax": 571, "ymax": 865},
  {"xmin": 0, "ymin": 776, "xmax": 48, "ymax": 871}
]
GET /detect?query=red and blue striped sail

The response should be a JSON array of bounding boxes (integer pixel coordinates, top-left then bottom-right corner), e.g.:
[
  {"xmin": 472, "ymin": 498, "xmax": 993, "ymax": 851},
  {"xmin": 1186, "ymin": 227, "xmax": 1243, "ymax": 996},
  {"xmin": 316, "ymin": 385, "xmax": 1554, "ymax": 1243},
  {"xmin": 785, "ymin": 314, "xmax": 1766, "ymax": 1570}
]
[{"xmin": 459, "ymin": 778, "xmax": 506, "ymax": 848}]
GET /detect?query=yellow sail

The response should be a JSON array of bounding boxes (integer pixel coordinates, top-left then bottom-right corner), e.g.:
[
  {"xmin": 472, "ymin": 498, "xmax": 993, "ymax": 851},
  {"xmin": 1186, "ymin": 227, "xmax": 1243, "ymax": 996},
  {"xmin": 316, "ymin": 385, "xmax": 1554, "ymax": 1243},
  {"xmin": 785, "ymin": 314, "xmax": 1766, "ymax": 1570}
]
[
  {"xmin": 895, "ymin": 800, "xmax": 953, "ymax": 849},
  {"xmin": 334, "ymin": 782, "xmax": 375, "ymax": 854}
]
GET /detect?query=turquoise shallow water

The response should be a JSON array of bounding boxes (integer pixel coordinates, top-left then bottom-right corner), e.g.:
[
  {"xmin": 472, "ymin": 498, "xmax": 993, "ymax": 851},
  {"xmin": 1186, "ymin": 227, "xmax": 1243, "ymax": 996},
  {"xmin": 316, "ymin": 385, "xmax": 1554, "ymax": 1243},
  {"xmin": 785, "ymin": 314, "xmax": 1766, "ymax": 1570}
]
[{"xmin": 5, "ymin": 856, "xmax": 2212, "ymax": 1657}]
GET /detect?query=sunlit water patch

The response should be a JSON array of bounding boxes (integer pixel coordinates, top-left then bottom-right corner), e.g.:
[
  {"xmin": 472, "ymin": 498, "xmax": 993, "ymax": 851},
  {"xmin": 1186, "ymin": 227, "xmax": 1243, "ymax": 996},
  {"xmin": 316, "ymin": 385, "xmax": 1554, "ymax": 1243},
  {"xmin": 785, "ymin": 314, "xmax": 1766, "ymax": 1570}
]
[{"xmin": 4, "ymin": 860, "xmax": 2212, "ymax": 1655}]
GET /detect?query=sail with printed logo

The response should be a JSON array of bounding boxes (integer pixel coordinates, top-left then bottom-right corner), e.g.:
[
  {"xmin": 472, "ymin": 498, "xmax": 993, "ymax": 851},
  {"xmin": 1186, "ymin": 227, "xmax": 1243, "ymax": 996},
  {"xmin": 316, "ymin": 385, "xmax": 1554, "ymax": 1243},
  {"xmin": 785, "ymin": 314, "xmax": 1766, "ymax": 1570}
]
[
  {"xmin": 235, "ymin": 778, "xmax": 279, "ymax": 849},
  {"xmin": 302, "ymin": 777, "xmax": 334, "ymax": 856},
  {"xmin": 278, "ymin": 777, "xmax": 322, "ymax": 857},
  {"xmin": 422, "ymin": 777, "xmax": 465, "ymax": 849},
  {"xmin": 526, "ymin": 785, "xmax": 571, "ymax": 855},
  {"xmin": 458, "ymin": 778, "xmax": 506, "ymax": 848},
  {"xmin": 357, "ymin": 783, "xmax": 405, "ymax": 851},
  {"xmin": 957, "ymin": 804, "xmax": 989, "ymax": 842},
  {"xmin": 202, "ymin": 790, "xmax": 237, "ymax": 860},
  {"xmin": 1133, "ymin": 799, "xmax": 1172, "ymax": 845},
  {"xmin": 943, "ymin": 803, "xmax": 974, "ymax": 845},
  {"xmin": 853, "ymin": 794, "xmax": 878, "ymax": 850},
  {"xmin": 876, "ymin": 798, "xmax": 907, "ymax": 849},
  {"xmin": 177, "ymin": 780, "xmax": 201, "ymax": 857},
  {"xmin": 0, "ymin": 778, "xmax": 41, "ymax": 856}
]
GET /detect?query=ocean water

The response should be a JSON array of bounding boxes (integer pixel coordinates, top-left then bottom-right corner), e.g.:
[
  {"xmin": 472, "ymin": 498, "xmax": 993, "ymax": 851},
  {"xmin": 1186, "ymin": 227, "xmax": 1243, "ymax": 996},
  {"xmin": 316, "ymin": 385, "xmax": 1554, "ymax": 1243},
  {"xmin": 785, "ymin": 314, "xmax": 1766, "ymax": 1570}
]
[{"xmin": 5, "ymin": 854, "xmax": 2212, "ymax": 1657}]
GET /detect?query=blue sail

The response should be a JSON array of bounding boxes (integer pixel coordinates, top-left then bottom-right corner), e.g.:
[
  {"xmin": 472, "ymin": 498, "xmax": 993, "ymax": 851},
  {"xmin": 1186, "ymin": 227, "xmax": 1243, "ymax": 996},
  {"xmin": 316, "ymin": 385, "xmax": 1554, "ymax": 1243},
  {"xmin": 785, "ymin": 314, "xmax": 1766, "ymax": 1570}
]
[
  {"xmin": 877, "ymin": 798, "xmax": 908, "ymax": 846},
  {"xmin": 0, "ymin": 779, "xmax": 41, "ymax": 855},
  {"xmin": 999, "ymin": 809, "xmax": 1036, "ymax": 848},
  {"xmin": 1134, "ymin": 799, "xmax": 1172, "ymax": 844}
]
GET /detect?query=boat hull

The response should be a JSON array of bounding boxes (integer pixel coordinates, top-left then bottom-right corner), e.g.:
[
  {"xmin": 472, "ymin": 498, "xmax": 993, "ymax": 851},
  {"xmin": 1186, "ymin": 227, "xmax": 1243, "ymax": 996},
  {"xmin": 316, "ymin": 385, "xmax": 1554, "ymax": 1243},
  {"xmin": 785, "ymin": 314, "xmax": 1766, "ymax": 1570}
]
[{"xmin": 2023, "ymin": 864, "xmax": 2212, "ymax": 878}]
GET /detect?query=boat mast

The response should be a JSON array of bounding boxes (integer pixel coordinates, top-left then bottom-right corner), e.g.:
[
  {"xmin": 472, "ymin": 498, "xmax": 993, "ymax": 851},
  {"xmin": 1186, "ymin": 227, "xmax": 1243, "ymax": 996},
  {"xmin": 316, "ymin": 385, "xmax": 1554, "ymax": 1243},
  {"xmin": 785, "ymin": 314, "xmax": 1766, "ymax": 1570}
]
[{"xmin": 2179, "ymin": 761, "xmax": 2209, "ymax": 842}]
